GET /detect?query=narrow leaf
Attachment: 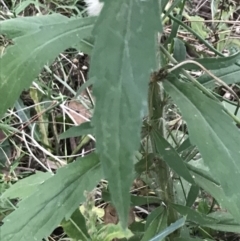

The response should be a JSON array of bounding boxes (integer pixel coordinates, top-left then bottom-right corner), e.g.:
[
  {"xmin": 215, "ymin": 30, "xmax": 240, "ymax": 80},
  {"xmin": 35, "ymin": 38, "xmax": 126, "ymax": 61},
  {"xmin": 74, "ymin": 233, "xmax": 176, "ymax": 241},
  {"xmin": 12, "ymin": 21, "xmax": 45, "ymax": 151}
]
[
  {"xmin": 172, "ymin": 204, "xmax": 240, "ymax": 233},
  {"xmin": 90, "ymin": 0, "xmax": 160, "ymax": 228},
  {"xmin": 173, "ymin": 38, "xmax": 186, "ymax": 62},
  {"xmin": 186, "ymin": 185, "xmax": 199, "ymax": 207},
  {"xmin": 59, "ymin": 122, "xmax": 93, "ymax": 139},
  {"xmin": 149, "ymin": 217, "xmax": 186, "ymax": 241},
  {"xmin": 207, "ymin": 211, "xmax": 240, "ymax": 233},
  {"xmin": 187, "ymin": 162, "xmax": 232, "ymax": 209},
  {"xmin": 0, "ymin": 15, "xmax": 94, "ymax": 118},
  {"xmin": 97, "ymin": 223, "xmax": 133, "ymax": 241},
  {"xmin": 171, "ymin": 204, "xmax": 218, "ymax": 226},
  {"xmin": 175, "ymin": 238, "xmax": 214, "ymax": 241},
  {"xmin": 181, "ymin": 52, "xmax": 240, "ymax": 70},
  {"xmin": 102, "ymin": 191, "xmax": 161, "ymax": 206},
  {"xmin": 1, "ymin": 153, "xmax": 102, "ymax": 241},
  {"xmin": 61, "ymin": 208, "xmax": 90, "ymax": 241},
  {"xmin": 188, "ymin": 161, "xmax": 240, "ymax": 232},
  {"xmin": 164, "ymin": 74, "xmax": 240, "ymax": 223},
  {"xmin": 1, "ymin": 171, "xmax": 52, "ymax": 200},
  {"xmin": 151, "ymin": 128, "xmax": 195, "ymax": 184},
  {"xmin": 141, "ymin": 206, "xmax": 167, "ymax": 241},
  {"xmin": 198, "ymin": 63, "xmax": 240, "ymax": 88}
]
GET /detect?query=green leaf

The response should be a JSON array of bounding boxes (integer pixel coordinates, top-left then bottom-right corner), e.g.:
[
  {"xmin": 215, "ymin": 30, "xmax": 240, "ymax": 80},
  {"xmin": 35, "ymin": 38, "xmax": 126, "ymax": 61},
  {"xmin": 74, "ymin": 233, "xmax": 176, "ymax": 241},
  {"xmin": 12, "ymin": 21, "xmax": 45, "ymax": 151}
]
[
  {"xmin": 149, "ymin": 217, "xmax": 186, "ymax": 241},
  {"xmin": 141, "ymin": 206, "xmax": 167, "ymax": 241},
  {"xmin": 176, "ymin": 137, "xmax": 193, "ymax": 153},
  {"xmin": 187, "ymin": 159, "xmax": 217, "ymax": 183},
  {"xmin": 171, "ymin": 204, "xmax": 217, "ymax": 226},
  {"xmin": 164, "ymin": 14, "xmax": 182, "ymax": 46},
  {"xmin": 73, "ymin": 36, "xmax": 95, "ymax": 56},
  {"xmin": 206, "ymin": 211, "xmax": 240, "ymax": 233},
  {"xmin": 14, "ymin": 99, "xmax": 40, "ymax": 141},
  {"xmin": 0, "ymin": 139, "xmax": 11, "ymax": 169},
  {"xmin": 97, "ymin": 223, "xmax": 133, "ymax": 241},
  {"xmin": 90, "ymin": 0, "xmax": 160, "ymax": 229},
  {"xmin": 186, "ymin": 185, "xmax": 199, "ymax": 207},
  {"xmin": 164, "ymin": 74, "xmax": 240, "ymax": 223},
  {"xmin": 174, "ymin": 179, "xmax": 191, "ymax": 206},
  {"xmin": 61, "ymin": 208, "xmax": 90, "ymax": 241},
  {"xmin": 187, "ymin": 162, "xmax": 240, "ymax": 233},
  {"xmin": 175, "ymin": 238, "xmax": 214, "ymax": 241},
  {"xmin": 1, "ymin": 153, "xmax": 102, "ymax": 241},
  {"xmin": 134, "ymin": 153, "xmax": 155, "ymax": 175},
  {"xmin": 151, "ymin": 128, "xmax": 195, "ymax": 184},
  {"xmin": 1, "ymin": 171, "xmax": 52, "ymax": 200},
  {"xmin": 59, "ymin": 122, "xmax": 93, "ymax": 139},
  {"xmin": 223, "ymin": 102, "xmax": 240, "ymax": 119},
  {"xmin": 188, "ymin": 16, "xmax": 208, "ymax": 39},
  {"xmin": 0, "ymin": 15, "xmax": 94, "ymax": 119},
  {"xmin": 76, "ymin": 77, "xmax": 96, "ymax": 96},
  {"xmin": 173, "ymin": 38, "xmax": 186, "ymax": 62},
  {"xmin": 128, "ymin": 222, "xmax": 145, "ymax": 239},
  {"xmin": 198, "ymin": 63, "xmax": 240, "ymax": 88},
  {"xmin": 102, "ymin": 191, "xmax": 161, "ymax": 207},
  {"xmin": 172, "ymin": 204, "xmax": 240, "ymax": 233},
  {"xmin": 180, "ymin": 52, "xmax": 240, "ymax": 71},
  {"xmin": 210, "ymin": 0, "xmax": 220, "ymax": 19},
  {"xmin": 187, "ymin": 161, "xmax": 230, "ymax": 204}
]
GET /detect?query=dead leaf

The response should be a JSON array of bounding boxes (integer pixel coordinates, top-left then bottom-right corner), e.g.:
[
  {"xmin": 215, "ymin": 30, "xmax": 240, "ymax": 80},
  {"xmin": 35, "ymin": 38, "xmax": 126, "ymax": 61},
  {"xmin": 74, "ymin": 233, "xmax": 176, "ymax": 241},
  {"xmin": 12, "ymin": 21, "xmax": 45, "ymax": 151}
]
[
  {"xmin": 66, "ymin": 100, "xmax": 92, "ymax": 125},
  {"xmin": 103, "ymin": 203, "xmax": 135, "ymax": 226},
  {"xmin": 0, "ymin": 130, "xmax": 6, "ymax": 141}
]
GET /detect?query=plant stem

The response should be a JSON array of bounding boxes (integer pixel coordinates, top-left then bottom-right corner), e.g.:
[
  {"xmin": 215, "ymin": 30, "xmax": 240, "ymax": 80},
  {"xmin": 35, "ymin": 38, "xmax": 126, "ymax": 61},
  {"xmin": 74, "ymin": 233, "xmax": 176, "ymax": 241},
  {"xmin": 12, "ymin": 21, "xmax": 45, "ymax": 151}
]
[{"xmin": 148, "ymin": 80, "xmax": 178, "ymax": 240}]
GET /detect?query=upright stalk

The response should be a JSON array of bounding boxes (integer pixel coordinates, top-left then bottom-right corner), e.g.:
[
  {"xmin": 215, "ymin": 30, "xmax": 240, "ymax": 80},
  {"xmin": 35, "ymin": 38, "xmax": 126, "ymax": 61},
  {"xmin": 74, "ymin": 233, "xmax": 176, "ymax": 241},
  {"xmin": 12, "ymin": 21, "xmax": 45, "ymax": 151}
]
[{"xmin": 148, "ymin": 79, "xmax": 178, "ymax": 240}]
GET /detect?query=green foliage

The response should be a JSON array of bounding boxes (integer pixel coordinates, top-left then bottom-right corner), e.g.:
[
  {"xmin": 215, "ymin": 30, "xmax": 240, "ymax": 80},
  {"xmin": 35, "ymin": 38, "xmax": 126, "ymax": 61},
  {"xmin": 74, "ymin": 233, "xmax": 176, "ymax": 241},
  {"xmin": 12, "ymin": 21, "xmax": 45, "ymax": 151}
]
[
  {"xmin": 90, "ymin": 0, "xmax": 161, "ymax": 229},
  {"xmin": 0, "ymin": 153, "xmax": 102, "ymax": 241},
  {"xmin": 61, "ymin": 208, "xmax": 90, "ymax": 241},
  {"xmin": 141, "ymin": 206, "xmax": 167, "ymax": 241},
  {"xmin": 1, "ymin": 1, "xmax": 240, "ymax": 241},
  {"xmin": 164, "ymin": 75, "xmax": 240, "ymax": 223},
  {"xmin": 1, "ymin": 171, "xmax": 52, "ymax": 200},
  {"xmin": 0, "ymin": 14, "xmax": 95, "ymax": 118},
  {"xmin": 150, "ymin": 127, "xmax": 195, "ymax": 184}
]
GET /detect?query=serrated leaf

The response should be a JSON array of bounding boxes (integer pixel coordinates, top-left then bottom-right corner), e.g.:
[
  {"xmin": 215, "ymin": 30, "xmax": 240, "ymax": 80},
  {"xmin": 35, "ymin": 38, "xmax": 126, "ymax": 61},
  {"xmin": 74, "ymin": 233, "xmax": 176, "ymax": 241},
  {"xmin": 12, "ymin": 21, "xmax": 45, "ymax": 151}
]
[
  {"xmin": 164, "ymin": 74, "xmax": 240, "ymax": 223},
  {"xmin": 1, "ymin": 171, "xmax": 52, "ymax": 200},
  {"xmin": 0, "ymin": 15, "xmax": 94, "ymax": 118},
  {"xmin": 90, "ymin": 0, "xmax": 160, "ymax": 229},
  {"xmin": 0, "ymin": 153, "xmax": 102, "ymax": 241},
  {"xmin": 61, "ymin": 208, "xmax": 90, "ymax": 241}
]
